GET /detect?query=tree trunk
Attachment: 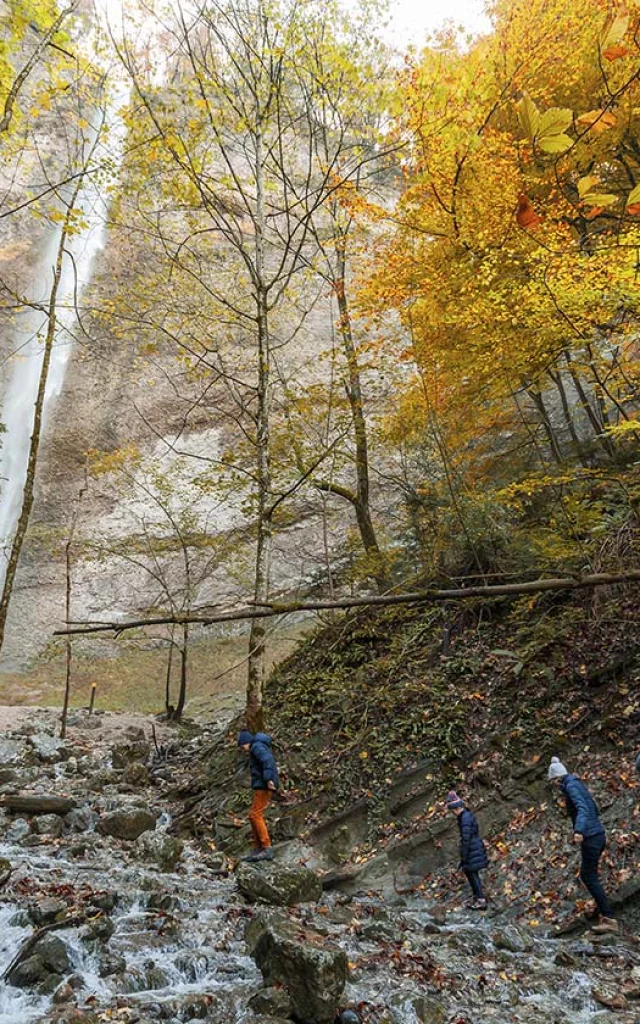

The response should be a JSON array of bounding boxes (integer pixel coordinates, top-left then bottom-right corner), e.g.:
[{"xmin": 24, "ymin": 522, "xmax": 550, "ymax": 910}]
[
  {"xmin": 0, "ymin": 204, "xmax": 77, "ymax": 652},
  {"xmin": 60, "ymin": 477, "xmax": 85, "ymax": 739},
  {"xmin": 528, "ymin": 387, "xmax": 563, "ymax": 464},
  {"xmin": 165, "ymin": 633, "xmax": 175, "ymax": 718},
  {"xmin": 548, "ymin": 369, "xmax": 589, "ymax": 465},
  {"xmin": 175, "ymin": 621, "xmax": 189, "ymax": 720},
  {"xmin": 246, "ymin": 120, "xmax": 271, "ymax": 732},
  {"xmin": 333, "ymin": 241, "xmax": 387, "ymax": 591},
  {"xmin": 564, "ymin": 350, "xmax": 616, "ymax": 460}
]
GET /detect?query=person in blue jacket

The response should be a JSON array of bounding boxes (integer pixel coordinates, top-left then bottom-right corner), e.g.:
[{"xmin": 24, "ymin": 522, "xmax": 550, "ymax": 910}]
[
  {"xmin": 446, "ymin": 790, "xmax": 489, "ymax": 910},
  {"xmin": 237, "ymin": 730, "xmax": 279, "ymax": 862},
  {"xmin": 548, "ymin": 756, "xmax": 617, "ymax": 934}
]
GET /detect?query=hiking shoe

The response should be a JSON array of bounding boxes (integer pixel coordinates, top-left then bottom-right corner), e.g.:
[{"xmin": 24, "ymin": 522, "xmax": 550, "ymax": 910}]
[
  {"xmin": 251, "ymin": 848, "xmax": 274, "ymax": 862},
  {"xmin": 470, "ymin": 899, "xmax": 487, "ymax": 911},
  {"xmin": 592, "ymin": 917, "xmax": 618, "ymax": 935}
]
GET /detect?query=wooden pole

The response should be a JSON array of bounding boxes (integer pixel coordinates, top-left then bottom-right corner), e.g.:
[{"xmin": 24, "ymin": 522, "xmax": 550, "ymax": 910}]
[{"xmin": 88, "ymin": 682, "xmax": 97, "ymax": 715}]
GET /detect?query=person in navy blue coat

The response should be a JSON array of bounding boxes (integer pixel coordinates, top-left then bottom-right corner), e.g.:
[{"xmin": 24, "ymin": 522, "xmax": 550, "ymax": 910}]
[
  {"xmin": 548, "ymin": 756, "xmax": 617, "ymax": 934},
  {"xmin": 238, "ymin": 730, "xmax": 279, "ymax": 862},
  {"xmin": 446, "ymin": 790, "xmax": 489, "ymax": 909}
]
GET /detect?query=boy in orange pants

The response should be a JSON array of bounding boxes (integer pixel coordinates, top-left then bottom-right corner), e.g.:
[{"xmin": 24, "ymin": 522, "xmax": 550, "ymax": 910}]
[{"xmin": 238, "ymin": 730, "xmax": 279, "ymax": 862}]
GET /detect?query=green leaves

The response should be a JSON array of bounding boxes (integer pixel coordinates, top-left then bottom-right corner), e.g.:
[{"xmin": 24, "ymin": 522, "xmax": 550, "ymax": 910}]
[
  {"xmin": 626, "ymin": 183, "xmax": 640, "ymax": 208},
  {"xmin": 516, "ymin": 92, "xmax": 573, "ymax": 154},
  {"xmin": 577, "ymin": 174, "xmax": 618, "ymax": 209}
]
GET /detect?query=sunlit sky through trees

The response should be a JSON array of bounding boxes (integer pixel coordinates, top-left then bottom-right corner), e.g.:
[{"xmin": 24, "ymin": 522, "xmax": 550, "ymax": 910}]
[{"xmin": 386, "ymin": 0, "xmax": 490, "ymax": 44}]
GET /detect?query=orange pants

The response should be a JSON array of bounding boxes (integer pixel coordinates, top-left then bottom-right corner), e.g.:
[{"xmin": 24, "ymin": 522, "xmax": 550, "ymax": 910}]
[{"xmin": 248, "ymin": 789, "xmax": 272, "ymax": 849}]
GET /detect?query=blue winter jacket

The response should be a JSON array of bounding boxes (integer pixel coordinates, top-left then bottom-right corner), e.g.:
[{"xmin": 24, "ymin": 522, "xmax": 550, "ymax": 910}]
[
  {"xmin": 457, "ymin": 808, "xmax": 488, "ymax": 871},
  {"xmin": 249, "ymin": 733, "xmax": 279, "ymax": 790},
  {"xmin": 560, "ymin": 774, "xmax": 604, "ymax": 838}
]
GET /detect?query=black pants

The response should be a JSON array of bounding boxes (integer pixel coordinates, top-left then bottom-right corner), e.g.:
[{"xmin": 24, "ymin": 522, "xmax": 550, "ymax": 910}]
[
  {"xmin": 464, "ymin": 869, "xmax": 485, "ymax": 900},
  {"xmin": 580, "ymin": 833, "xmax": 613, "ymax": 918}
]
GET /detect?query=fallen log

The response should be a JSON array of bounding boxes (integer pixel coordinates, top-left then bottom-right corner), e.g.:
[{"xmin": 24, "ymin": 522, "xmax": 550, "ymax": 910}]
[
  {"xmin": 53, "ymin": 569, "xmax": 640, "ymax": 637},
  {"xmin": 1, "ymin": 793, "xmax": 76, "ymax": 815}
]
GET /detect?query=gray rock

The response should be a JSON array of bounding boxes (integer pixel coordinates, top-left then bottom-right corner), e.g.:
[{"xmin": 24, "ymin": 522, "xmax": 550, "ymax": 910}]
[
  {"xmin": 81, "ymin": 915, "xmax": 115, "ymax": 943},
  {"xmin": 247, "ymin": 911, "xmax": 348, "ymax": 1024},
  {"xmin": 10, "ymin": 933, "xmax": 71, "ymax": 986},
  {"xmin": 237, "ymin": 862, "xmax": 323, "ymax": 907},
  {"xmin": 29, "ymin": 897, "xmax": 68, "ymax": 926},
  {"xmin": 89, "ymin": 891, "xmax": 118, "ymax": 912},
  {"xmin": 136, "ymin": 831, "xmax": 183, "ymax": 871},
  {"xmin": 402, "ymin": 995, "xmax": 447, "ymax": 1024},
  {"xmin": 0, "ymin": 738, "xmax": 23, "ymax": 767},
  {"xmin": 31, "ymin": 814, "xmax": 63, "ymax": 837},
  {"xmin": 111, "ymin": 740, "xmax": 150, "ymax": 769},
  {"xmin": 98, "ymin": 951, "xmax": 126, "ymax": 977},
  {"xmin": 29, "ymin": 734, "xmax": 66, "ymax": 763},
  {"xmin": 34, "ymin": 933, "xmax": 72, "ymax": 974},
  {"xmin": 6, "ymin": 817, "xmax": 31, "ymax": 842},
  {"xmin": 122, "ymin": 762, "xmax": 150, "ymax": 786},
  {"xmin": 63, "ymin": 806, "xmax": 99, "ymax": 834},
  {"xmin": 97, "ymin": 808, "xmax": 157, "ymax": 840},
  {"xmin": 8, "ymin": 954, "xmax": 49, "ymax": 987},
  {"xmin": 248, "ymin": 986, "xmax": 293, "ymax": 1017},
  {"xmin": 492, "ymin": 924, "xmax": 533, "ymax": 953}
]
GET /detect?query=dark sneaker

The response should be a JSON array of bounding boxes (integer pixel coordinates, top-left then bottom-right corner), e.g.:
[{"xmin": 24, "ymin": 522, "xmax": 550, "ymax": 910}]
[
  {"xmin": 252, "ymin": 848, "xmax": 274, "ymax": 862},
  {"xmin": 241, "ymin": 850, "xmax": 263, "ymax": 862},
  {"xmin": 471, "ymin": 899, "xmax": 487, "ymax": 911}
]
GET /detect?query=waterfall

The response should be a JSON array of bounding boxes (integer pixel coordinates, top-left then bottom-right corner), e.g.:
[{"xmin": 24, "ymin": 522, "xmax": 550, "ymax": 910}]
[{"xmin": 0, "ymin": 47, "xmax": 126, "ymax": 589}]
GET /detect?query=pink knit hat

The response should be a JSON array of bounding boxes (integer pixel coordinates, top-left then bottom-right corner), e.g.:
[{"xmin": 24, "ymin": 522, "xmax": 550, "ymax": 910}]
[{"xmin": 445, "ymin": 790, "xmax": 464, "ymax": 809}]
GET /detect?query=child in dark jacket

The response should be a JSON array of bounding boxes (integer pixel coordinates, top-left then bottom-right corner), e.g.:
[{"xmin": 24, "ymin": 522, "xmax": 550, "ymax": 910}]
[
  {"xmin": 446, "ymin": 790, "xmax": 489, "ymax": 910},
  {"xmin": 238, "ymin": 730, "xmax": 279, "ymax": 862},
  {"xmin": 548, "ymin": 756, "xmax": 616, "ymax": 934}
]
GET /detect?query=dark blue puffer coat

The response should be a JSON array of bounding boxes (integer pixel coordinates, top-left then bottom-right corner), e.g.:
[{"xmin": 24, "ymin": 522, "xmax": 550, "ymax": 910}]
[
  {"xmin": 560, "ymin": 774, "xmax": 604, "ymax": 838},
  {"xmin": 249, "ymin": 733, "xmax": 279, "ymax": 790},
  {"xmin": 458, "ymin": 809, "xmax": 488, "ymax": 871}
]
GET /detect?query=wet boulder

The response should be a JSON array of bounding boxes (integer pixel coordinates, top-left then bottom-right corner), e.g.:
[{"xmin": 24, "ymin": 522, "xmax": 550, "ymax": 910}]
[
  {"xmin": 246, "ymin": 911, "xmax": 348, "ymax": 1024},
  {"xmin": 8, "ymin": 933, "xmax": 71, "ymax": 988},
  {"xmin": 136, "ymin": 831, "xmax": 183, "ymax": 872},
  {"xmin": 32, "ymin": 814, "xmax": 64, "ymax": 837},
  {"xmin": 248, "ymin": 986, "xmax": 293, "ymax": 1017},
  {"xmin": 97, "ymin": 807, "xmax": 157, "ymax": 840},
  {"xmin": 237, "ymin": 862, "xmax": 323, "ymax": 907},
  {"xmin": 81, "ymin": 915, "xmax": 115, "ymax": 943},
  {"xmin": 29, "ymin": 734, "xmax": 66, "ymax": 763},
  {"xmin": 390, "ymin": 994, "xmax": 447, "ymax": 1024},
  {"xmin": 29, "ymin": 897, "xmax": 68, "ymax": 926},
  {"xmin": 6, "ymin": 817, "xmax": 31, "ymax": 842},
  {"xmin": 63, "ymin": 807, "xmax": 99, "ymax": 835}
]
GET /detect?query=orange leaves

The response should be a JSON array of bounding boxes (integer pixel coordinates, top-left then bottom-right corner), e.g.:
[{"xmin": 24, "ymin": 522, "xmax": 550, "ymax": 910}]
[
  {"xmin": 516, "ymin": 193, "xmax": 541, "ymax": 229},
  {"xmin": 576, "ymin": 109, "xmax": 617, "ymax": 133},
  {"xmin": 602, "ymin": 43, "xmax": 630, "ymax": 60}
]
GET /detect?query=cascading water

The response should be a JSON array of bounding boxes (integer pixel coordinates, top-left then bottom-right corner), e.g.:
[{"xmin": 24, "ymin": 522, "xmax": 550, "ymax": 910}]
[{"xmin": 0, "ymin": 34, "xmax": 126, "ymax": 589}]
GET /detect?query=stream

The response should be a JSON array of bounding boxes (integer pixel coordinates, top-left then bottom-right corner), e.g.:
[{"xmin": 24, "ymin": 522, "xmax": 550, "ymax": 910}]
[{"xmin": 0, "ymin": 709, "xmax": 637, "ymax": 1024}]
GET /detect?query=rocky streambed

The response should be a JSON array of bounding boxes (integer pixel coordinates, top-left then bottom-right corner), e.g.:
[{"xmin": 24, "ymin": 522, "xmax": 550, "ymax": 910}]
[{"xmin": 0, "ymin": 708, "xmax": 638, "ymax": 1024}]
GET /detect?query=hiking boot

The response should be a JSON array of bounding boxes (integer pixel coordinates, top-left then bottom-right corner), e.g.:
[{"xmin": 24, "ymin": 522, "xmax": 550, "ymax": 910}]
[
  {"xmin": 470, "ymin": 899, "xmax": 487, "ymax": 911},
  {"xmin": 592, "ymin": 916, "xmax": 618, "ymax": 935},
  {"xmin": 241, "ymin": 850, "xmax": 263, "ymax": 862},
  {"xmin": 251, "ymin": 848, "xmax": 274, "ymax": 862}
]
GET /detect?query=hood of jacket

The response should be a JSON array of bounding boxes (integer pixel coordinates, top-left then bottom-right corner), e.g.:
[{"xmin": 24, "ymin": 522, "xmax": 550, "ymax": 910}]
[{"xmin": 252, "ymin": 732, "xmax": 272, "ymax": 747}]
